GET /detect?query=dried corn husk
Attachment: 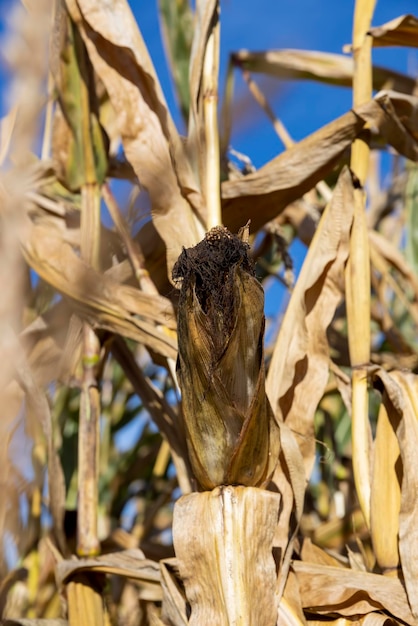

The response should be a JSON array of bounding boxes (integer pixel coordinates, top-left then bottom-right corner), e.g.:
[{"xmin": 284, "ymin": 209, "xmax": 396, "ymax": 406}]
[
  {"xmin": 173, "ymin": 226, "xmax": 280, "ymax": 490},
  {"xmin": 173, "ymin": 486, "xmax": 280, "ymax": 626}
]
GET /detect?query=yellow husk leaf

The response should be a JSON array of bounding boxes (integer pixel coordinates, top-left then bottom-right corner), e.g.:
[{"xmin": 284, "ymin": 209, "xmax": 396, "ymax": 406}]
[
  {"xmin": 371, "ymin": 368, "xmax": 418, "ymax": 619},
  {"xmin": 370, "ymin": 402, "xmax": 401, "ymax": 573}
]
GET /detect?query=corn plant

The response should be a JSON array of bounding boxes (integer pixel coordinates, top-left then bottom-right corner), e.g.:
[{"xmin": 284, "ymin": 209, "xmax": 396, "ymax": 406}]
[{"xmin": 1, "ymin": 0, "xmax": 418, "ymax": 625}]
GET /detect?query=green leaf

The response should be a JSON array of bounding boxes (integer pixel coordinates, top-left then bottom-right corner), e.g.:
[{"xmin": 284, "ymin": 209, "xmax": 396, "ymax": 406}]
[
  {"xmin": 52, "ymin": 12, "xmax": 108, "ymax": 190},
  {"xmin": 405, "ymin": 161, "xmax": 418, "ymax": 277},
  {"xmin": 158, "ymin": 0, "xmax": 194, "ymax": 122}
]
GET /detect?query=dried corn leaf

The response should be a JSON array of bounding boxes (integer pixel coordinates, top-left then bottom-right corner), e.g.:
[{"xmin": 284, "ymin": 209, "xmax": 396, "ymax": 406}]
[
  {"xmin": 19, "ymin": 303, "xmax": 77, "ymax": 388},
  {"xmin": 0, "ymin": 203, "xmax": 39, "ymax": 574},
  {"xmin": 266, "ymin": 167, "xmax": 354, "ymax": 479},
  {"xmin": 173, "ymin": 487, "xmax": 280, "ymax": 626},
  {"xmin": 110, "ymin": 337, "xmax": 192, "ymax": 493},
  {"xmin": 0, "ymin": 385, "xmax": 30, "ymax": 576},
  {"xmin": 20, "ymin": 219, "xmax": 177, "ymax": 359},
  {"xmin": 174, "ymin": 226, "xmax": 280, "ymax": 490},
  {"xmin": 364, "ymin": 91, "xmax": 418, "ymax": 150},
  {"xmin": 232, "ymin": 48, "xmax": 415, "ymax": 93},
  {"xmin": 375, "ymin": 90, "xmax": 418, "ymax": 142},
  {"xmin": 9, "ymin": 332, "xmax": 67, "ymax": 555},
  {"xmin": 369, "ymin": 230, "xmax": 418, "ymax": 299},
  {"xmin": 293, "ymin": 561, "xmax": 416, "ymax": 625},
  {"xmin": 369, "ymin": 14, "xmax": 418, "ymax": 48},
  {"xmin": 0, "ymin": 106, "xmax": 18, "ymax": 167},
  {"xmin": 57, "ymin": 549, "xmax": 161, "ymax": 601},
  {"xmin": 371, "ymin": 368, "xmax": 418, "ymax": 619},
  {"xmin": 279, "ymin": 570, "xmax": 307, "ymax": 626},
  {"xmin": 160, "ymin": 559, "xmax": 188, "ymax": 626},
  {"xmin": 66, "ymin": 0, "xmax": 205, "ymax": 272},
  {"xmin": 362, "ymin": 615, "xmax": 400, "ymax": 626},
  {"xmin": 222, "ymin": 93, "xmax": 418, "ymax": 233}
]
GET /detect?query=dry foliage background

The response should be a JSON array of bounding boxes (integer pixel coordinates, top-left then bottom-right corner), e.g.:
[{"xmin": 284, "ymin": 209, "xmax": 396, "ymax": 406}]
[{"xmin": 1, "ymin": 0, "xmax": 418, "ymax": 625}]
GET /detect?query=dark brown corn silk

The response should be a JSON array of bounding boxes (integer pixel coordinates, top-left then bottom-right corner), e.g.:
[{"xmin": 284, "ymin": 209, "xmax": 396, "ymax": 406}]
[{"xmin": 173, "ymin": 226, "xmax": 280, "ymax": 490}]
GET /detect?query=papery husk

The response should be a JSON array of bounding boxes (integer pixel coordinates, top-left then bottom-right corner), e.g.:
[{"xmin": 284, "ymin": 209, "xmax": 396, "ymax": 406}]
[
  {"xmin": 173, "ymin": 486, "xmax": 280, "ymax": 626},
  {"xmin": 173, "ymin": 226, "xmax": 280, "ymax": 490}
]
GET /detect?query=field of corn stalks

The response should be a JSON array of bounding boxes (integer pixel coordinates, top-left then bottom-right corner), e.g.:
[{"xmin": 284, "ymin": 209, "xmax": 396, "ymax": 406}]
[{"xmin": 1, "ymin": 0, "xmax": 418, "ymax": 624}]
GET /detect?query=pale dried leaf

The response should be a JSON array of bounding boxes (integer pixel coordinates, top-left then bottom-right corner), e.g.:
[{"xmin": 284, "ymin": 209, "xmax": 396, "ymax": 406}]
[
  {"xmin": 266, "ymin": 167, "xmax": 354, "ymax": 479},
  {"xmin": 362, "ymin": 612, "xmax": 399, "ymax": 626},
  {"xmin": 57, "ymin": 549, "xmax": 162, "ymax": 601},
  {"xmin": 299, "ymin": 537, "xmax": 345, "ymax": 568},
  {"xmin": 278, "ymin": 570, "xmax": 307, "ymax": 626},
  {"xmin": 232, "ymin": 48, "xmax": 415, "ymax": 93},
  {"xmin": 361, "ymin": 91, "xmax": 418, "ymax": 155},
  {"xmin": 369, "ymin": 14, "xmax": 418, "ymax": 48},
  {"xmin": 66, "ymin": 0, "xmax": 205, "ymax": 272},
  {"xmin": 293, "ymin": 561, "xmax": 416, "ymax": 624},
  {"xmin": 110, "ymin": 337, "xmax": 192, "ymax": 493},
  {"xmin": 10, "ymin": 332, "xmax": 67, "ymax": 555},
  {"xmin": 0, "ymin": 106, "xmax": 18, "ymax": 167},
  {"xmin": 160, "ymin": 559, "xmax": 189, "ymax": 626},
  {"xmin": 19, "ymin": 303, "xmax": 76, "ymax": 387},
  {"xmin": 272, "ymin": 420, "xmax": 306, "ymax": 603},
  {"xmin": 369, "ymin": 229, "xmax": 418, "ymax": 299},
  {"xmin": 20, "ymin": 219, "xmax": 177, "ymax": 359}
]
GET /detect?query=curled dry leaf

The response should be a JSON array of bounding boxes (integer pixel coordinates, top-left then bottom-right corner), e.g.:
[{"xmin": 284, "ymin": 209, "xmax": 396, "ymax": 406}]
[
  {"xmin": 57, "ymin": 548, "xmax": 162, "ymax": 602},
  {"xmin": 369, "ymin": 14, "xmax": 418, "ymax": 48},
  {"xmin": 232, "ymin": 48, "xmax": 415, "ymax": 93},
  {"xmin": 65, "ymin": 0, "xmax": 205, "ymax": 272},
  {"xmin": 293, "ymin": 561, "xmax": 416, "ymax": 625},
  {"xmin": 266, "ymin": 166, "xmax": 355, "ymax": 479},
  {"xmin": 160, "ymin": 559, "xmax": 189, "ymax": 626},
  {"xmin": 173, "ymin": 226, "xmax": 280, "ymax": 490}
]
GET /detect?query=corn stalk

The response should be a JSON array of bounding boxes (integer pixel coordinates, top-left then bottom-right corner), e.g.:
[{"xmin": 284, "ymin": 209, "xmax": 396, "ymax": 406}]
[{"xmin": 345, "ymin": 0, "xmax": 376, "ymax": 529}]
